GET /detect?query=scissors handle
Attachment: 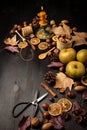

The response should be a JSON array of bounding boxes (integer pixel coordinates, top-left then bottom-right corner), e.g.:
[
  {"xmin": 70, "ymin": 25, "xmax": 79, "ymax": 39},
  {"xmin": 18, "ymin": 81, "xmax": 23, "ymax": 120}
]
[{"xmin": 12, "ymin": 102, "xmax": 31, "ymax": 118}]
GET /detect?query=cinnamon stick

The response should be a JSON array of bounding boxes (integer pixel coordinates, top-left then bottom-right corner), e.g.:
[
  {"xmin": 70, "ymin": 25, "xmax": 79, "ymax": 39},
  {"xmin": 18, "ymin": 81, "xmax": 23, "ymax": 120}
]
[{"xmin": 41, "ymin": 82, "xmax": 57, "ymax": 97}]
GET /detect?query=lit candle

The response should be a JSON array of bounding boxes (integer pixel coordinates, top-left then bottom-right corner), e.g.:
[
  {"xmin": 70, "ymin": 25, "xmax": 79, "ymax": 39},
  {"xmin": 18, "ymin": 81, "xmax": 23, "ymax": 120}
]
[{"xmin": 37, "ymin": 6, "xmax": 47, "ymax": 27}]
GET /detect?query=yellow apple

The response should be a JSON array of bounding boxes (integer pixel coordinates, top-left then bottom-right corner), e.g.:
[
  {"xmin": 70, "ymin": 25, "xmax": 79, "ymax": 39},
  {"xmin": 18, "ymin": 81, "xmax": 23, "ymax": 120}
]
[
  {"xmin": 76, "ymin": 49, "xmax": 87, "ymax": 66},
  {"xmin": 65, "ymin": 61, "xmax": 85, "ymax": 78},
  {"xmin": 59, "ymin": 48, "xmax": 76, "ymax": 64}
]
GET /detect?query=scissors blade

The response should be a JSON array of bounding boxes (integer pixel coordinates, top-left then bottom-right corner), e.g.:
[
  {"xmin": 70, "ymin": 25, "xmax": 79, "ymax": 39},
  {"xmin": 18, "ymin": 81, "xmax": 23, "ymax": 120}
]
[
  {"xmin": 36, "ymin": 92, "xmax": 48, "ymax": 103},
  {"xmin": 33, "ymin": 90, "xmax": 39, "ymax": 101},
  {"xmin": 32, "ymin": 90, "xmax": 39, "ymax": 117}
]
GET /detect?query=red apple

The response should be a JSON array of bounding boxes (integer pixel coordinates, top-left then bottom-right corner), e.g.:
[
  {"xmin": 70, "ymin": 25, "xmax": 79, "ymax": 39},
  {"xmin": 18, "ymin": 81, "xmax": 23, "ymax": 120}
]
[
  {"xmin": 65, "ymin": 61, "xmax": 85, "ymax": 78},
  {"xmin": 59, "ymin": 48, "xmax": 76, "ymax": 64},
  {"xmin": 76, "ymin": 49, "xmax": 87, "ymax": 66}
]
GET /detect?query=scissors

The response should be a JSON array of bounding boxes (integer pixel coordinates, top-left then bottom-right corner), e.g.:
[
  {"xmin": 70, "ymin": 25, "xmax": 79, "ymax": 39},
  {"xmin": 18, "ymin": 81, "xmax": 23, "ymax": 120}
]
[{"xmin": 12, "ymin": 91, "xmax": 48, "ymax": 118}]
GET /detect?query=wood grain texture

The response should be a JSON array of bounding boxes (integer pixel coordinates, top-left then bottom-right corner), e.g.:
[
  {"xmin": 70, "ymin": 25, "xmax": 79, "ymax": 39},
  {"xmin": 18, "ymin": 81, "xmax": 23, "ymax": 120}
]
[{"xmin": 0, "ymin": 1, "xmax": 87, "ymax": 130}]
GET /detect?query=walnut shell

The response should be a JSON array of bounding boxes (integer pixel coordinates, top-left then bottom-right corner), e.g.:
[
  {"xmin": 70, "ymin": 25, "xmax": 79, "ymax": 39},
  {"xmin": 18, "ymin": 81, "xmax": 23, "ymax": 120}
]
[{"xmin": 31, "ymin": 117, "xmax": 40, "ymax": 127}]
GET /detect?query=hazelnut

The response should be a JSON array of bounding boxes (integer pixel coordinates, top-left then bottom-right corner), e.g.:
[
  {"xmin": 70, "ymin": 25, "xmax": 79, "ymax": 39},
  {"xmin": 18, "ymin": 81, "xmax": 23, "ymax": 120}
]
[
  {"xmin": 43, "ymin": 111, "xmax": 50, "ymax": 119},
  {"xmin": 42, "ymin": 103, "xmax": 49, "ymax": 111},
  {"xmin": 59, "ymin": 66, "xmax": 64, "ymax": 72},
  {"xmin": 52, "ymin": 41, "xmax": 56, "ymax": 45},
  {"xmin": 13, "ymin": 24, "xmax": 18, "ymax": 29},
  {"xmin": 10, "ymin": 29, "xmax": 15, "ymax": 34},
  {"xmin": 67, "ymin": 90, "xmax": 76, "ymax": 98},
  {"xmin": 17, "ymin": 25, "xmax": 22, "ymax": 31},
  {"xmin": 23, "ymin": 21, "xmax": 27, "ymax": 27},
  {"xmin": 72, "ymin": 27, "xmax": 78, "ymax": 32},
  {"xmin": 46, "ymin": 38, "xmax": 51, "ymax": 43},
  {"xmin": 50, "ymin": 20, "xmax": 55, "ymax": 25},
  {"xmin": 49, "ymin": 97, "xmax": 54, "ymax": 102}
]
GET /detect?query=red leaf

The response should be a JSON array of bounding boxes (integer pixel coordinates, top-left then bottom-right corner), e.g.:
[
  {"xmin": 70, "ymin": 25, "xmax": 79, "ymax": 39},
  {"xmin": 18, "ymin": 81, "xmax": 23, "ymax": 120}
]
[
  {"xmin": 4, "ymin": 46, "xmax": 19, "ymax": 53},
  {"xmin": 18, "ymin": 116, "xmax": 31, "ymax": 130}
]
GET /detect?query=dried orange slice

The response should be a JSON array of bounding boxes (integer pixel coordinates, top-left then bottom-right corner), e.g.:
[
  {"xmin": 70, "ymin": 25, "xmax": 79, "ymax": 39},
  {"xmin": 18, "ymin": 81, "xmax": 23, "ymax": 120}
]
[
  {"xmin": 18, "ymin": 42, "xmax": 28, "ymax": 49},
  {"xmin": 38, "ymin": 42, "xmax": 48, "ymax": 50},
  {"xmin": 48, "ymin": 103, "xmax": 62, "ymax": 116},
  {"xmin": 30, "ymin": 38, "xmax": 40, "ymax": 45},
  {"xmin": 52, "ymin": 35, "xmax": 58, "ymax": 42},
  {"xmin": 57, "ymin": 98, "xmax": 72, "ymax": 112}
]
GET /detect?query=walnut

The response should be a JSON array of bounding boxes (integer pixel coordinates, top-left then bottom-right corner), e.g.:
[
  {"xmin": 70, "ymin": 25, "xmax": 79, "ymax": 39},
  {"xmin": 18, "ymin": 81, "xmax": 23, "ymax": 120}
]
[{"xmin": 31, "ymin": 117, "xmax": 40, "ymax": 127}]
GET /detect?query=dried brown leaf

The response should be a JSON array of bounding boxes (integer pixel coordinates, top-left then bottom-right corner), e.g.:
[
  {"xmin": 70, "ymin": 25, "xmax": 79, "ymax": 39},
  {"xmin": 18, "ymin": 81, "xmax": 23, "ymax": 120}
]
[
  {"xmin": 62, "ymin": 23, "xmax": 72, "ymax": 36},
  {"xmin": 72, "ymin": 31, "xmax": 87, "ymax": 47},
  {"xmin": 73, "ymin": 31, "xmax": 87, "ymax": 38},
  {"xmin": 54, "ymin": 72, "xmax": 74, "ymax": 92},
  {"xmin": 4, "ymin": 35, "xmax": 19, "ymax": 46},
  {"xmin": 52, "ymin": 26, "xmax": 66, "ymax": 35},
  {"xmin": 18, "ymin": 116, "xmax": 31, "ymax": 130}
]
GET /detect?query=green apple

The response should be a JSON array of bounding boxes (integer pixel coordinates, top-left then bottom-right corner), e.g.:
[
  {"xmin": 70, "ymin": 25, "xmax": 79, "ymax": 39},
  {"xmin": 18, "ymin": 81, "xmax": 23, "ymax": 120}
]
[
  {"xmin": 76, "ymin": 49, "xmax": 87, "ymax": 66},
  {"xmin": 59, "ymin": 48, "xmax": 76, "ymax": 64},
  {"xmin": 65, "ymin": 61, "xmax": 85, "ymax": 78}
]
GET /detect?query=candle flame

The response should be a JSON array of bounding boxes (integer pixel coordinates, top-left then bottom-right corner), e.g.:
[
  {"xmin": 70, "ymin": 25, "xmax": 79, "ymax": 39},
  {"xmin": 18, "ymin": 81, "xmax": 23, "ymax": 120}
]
[{"xmin": 41, "ymin": 6, "xmax": 43, "ymax": 10}]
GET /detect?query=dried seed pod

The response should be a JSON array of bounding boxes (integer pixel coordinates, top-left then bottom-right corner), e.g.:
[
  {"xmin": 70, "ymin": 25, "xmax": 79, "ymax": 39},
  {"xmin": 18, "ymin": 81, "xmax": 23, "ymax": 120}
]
[{"xmin": 44, "ymin": 71, "xmax": 56, "ymax": 85}]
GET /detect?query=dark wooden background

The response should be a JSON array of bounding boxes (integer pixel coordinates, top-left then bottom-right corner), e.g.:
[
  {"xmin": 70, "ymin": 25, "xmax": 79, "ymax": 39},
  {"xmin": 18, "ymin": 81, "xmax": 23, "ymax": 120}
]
[{"xmin": 0, "ymin": 0, "xmax": 87, "ymax": 130}]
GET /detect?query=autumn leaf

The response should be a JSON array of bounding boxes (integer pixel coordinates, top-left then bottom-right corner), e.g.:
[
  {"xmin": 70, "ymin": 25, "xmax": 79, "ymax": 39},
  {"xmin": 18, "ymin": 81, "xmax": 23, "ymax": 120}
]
[
  {"xmin": 4, "ymin": 35, "xmax": 19, "ymax": 46},
  {"xmin": 18, "ymin": 116, "xmax": 31, "ymax": 130},
  {"xmin": 4, "ymin": 46, "xmax": 19, "ymax": 53},
  {"xmin": 52, "ymin": 20, "xmax": 72, "ymax": 36},
  {"xmin": 52, "ymin": 26, "xmax": 66, "ymax": 35},
  {"xmin": 73, "ymin": 31, "xmax": 87, "ymax": 38},
  {"xmin": 72, "ymin": 31, "xmax": 87, "ymax": 47},
  {"xmin": 54, "ymin": 72, "xmax": 74, "ymax": 93},
  {"xmin": 62, "ymin": 22, "xmax": 72, "ymax": 36},
  {"xmin": 47, "ymin": 61, "xmax": 64, "ymax": 68}
]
